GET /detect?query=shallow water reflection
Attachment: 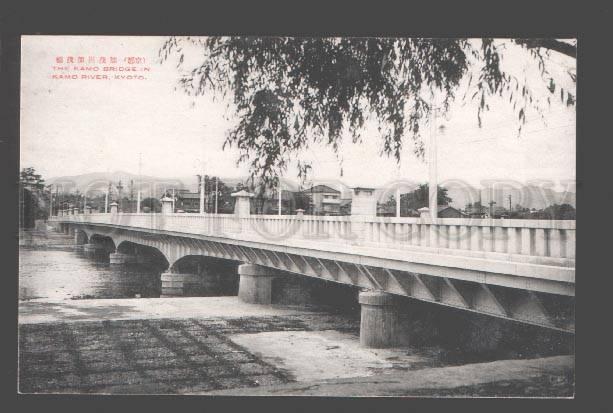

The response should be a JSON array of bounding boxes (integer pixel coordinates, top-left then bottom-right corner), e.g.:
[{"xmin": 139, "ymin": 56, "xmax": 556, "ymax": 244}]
[{"xmin": 19, "ymin": 247, "xmax": 162, "ymax": 300}]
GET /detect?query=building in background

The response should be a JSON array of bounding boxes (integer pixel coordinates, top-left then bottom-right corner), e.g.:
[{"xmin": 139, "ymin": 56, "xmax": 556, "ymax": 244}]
[
  {"xmin": 175, "ymin": 192, "xmax": 201, "ymax": 213},
  {"xmin": 301, "ymin": 185, "xmax": 342, "ymax": 215},
  {"xmin": 437, "ymin": 205, "xmax": 467, "ymax": 218}
]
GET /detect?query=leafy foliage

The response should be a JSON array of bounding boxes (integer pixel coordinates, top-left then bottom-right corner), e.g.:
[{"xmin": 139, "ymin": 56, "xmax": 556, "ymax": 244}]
[
  {"xmin": 160, "ymin": 37, "xmax": 576, "ymax": 185},
  {"xmin": 380, "ymin": 184, "xmax": 452, "ymax": 215},
  {"xmin": 20, "ymin": 167, "xmax": 46, "ymax": 191},
  {"xmin": 402, "ymin": 184, "xmax": 452, "ymax": 211},
  {"xmin": 19, "ymin": 167, "xmax": 49, "ymax": 227},
  {"xmin": 141, "ymin": 197, "xmax": 161, "ymax": 213}
]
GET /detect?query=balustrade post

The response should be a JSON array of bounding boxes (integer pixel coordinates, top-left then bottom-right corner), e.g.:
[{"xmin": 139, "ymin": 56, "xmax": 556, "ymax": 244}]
[
  {"xmin": 230, "ymin": 190, "xmax": 254, "ymax": 218},
  {"xmin": 161, "ymin": 196, "xmax": 173, "ymax": 215}
]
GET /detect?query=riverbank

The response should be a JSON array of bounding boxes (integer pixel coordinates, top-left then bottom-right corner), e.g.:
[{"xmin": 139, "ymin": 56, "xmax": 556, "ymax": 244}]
[
  {"xmin": 18, "ymin": 296, "xmax": 574, "ymax": 396},
  {"xmin": 18, "ymin": 229, "xmax": 575, "ymax": 396}
]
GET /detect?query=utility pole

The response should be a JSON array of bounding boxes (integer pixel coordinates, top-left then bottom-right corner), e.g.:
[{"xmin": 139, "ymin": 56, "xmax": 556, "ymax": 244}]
[
  {"xmin": 428, "ymin": 98, "xmax": 439, "ymax": 221},
  {"xmin": 278, "ymin": 181, "xmax": 282, "ymax": 216},
  {"xmin": 116, "ymin": 180, "xmax": 124, "ymax": 212},
  {"xmin": 48, "ymin": 185, "xmax": 53, "ymax": 218},
  {"xmin": 137, "ymin": 152, "xmax": 142, "ymax": 213},
  {"xmin": 508, "ymin": 194, "xmax": 512, "ymax": 216},
  {"xmin": 395, "ymin": 188, "xmax": 401, "ymax": 218},
  {"xmin": 215, "ymin": 176, "xmax": 218, "ymax": 214},
  {"xmin": 199, "ymin": 175, "xmax": 205, "ymax": 214},
  {"xmin": 105, "ymin": 182, "xmax": 110, "ymax": 213}
]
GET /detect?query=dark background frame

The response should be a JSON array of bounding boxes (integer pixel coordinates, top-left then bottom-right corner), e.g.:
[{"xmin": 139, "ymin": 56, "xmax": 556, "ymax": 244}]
[{"xmin": 2, "ymin": 1, "xmax": 610, "ymax": 411}]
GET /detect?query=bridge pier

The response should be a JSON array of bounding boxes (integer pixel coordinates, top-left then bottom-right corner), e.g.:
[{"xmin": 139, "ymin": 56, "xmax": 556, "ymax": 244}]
[
  {"xmin": 160, "ymin": 272, "xmax": 215, "ymax": 297},
  {"xmin": 82, "ymin": 243, "xmax": 107, "ymax": 257},
  {"xmin": 74, "ymin": 230, "xmax": 87, "ymax": 249},
  {"xmin": 238, "ymin": 264, "xmax": 277, "ymax": 304},
  {"xmin": 359, "ymin": 291, "xmax": 407, "ymax": 348},
  {"xmin": 109, "ymin": 252, "xmax": 137, "ymax": 265}
]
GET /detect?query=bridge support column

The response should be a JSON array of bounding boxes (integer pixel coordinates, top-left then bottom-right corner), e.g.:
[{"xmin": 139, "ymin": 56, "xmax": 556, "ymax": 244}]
[
  {"xmin": 82, "ymin": 243, "xmax": 106, "ymax": 257},
  {"xmin": 109, "ymin": 252, "xmax": 137, "ymax": 265},
  {"xmin": 359, "ymin": 291, "xmax": 405, "ymax": 348},
  {"xmin": 74, "ymin": 231, "xmax": 87, "ymax": 249},
  {"xmin": 238, "ymin": 264, "xmax": 276, "ymax": 304},
  {"xmin": 161, "ymin": 272, "xmax": 205, "ymax": 297}
]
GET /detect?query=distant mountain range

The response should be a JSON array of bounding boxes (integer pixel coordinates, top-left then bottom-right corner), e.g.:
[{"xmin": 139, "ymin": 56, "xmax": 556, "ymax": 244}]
[
  {"xmin": 47, "ymin": 171, "xmax": 350, "ymax": 198},
  {"xmin": 48, "ymin": 171, "xmax": 575, "ymax": 210},
  {"xmin": 47, "ymin": 171, "xmax": 243, "ymax": 197}
]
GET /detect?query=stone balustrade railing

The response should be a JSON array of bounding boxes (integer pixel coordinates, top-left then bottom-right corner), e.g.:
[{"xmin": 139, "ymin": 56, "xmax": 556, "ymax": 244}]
[{"xmin": 50, "ymin": 212, "xmax": 576, "ymax": 268}]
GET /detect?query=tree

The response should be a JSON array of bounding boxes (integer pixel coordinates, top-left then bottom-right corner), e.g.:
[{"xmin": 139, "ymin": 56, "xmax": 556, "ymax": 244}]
[
  {"xmin": 19, "ymin": 167, "xmax": 49, "ymax": 228},
  {"xmin": 542, "ymin": 203, "xmax": 576, "ymax": 220},
  {"xmin": 20, "ymin": 167, "xmax": 46, "ymax": 191},
  {"xmin": 141, "ymin": 197, "xmax": 161, "ymax": 213},
  {"xmin": 161, "ymin": 37, "xmax": 576, "ymax": 184},
  {"xmin": 399, "ymin": 184, "xmax": 452, "ymax": 213},
  {"xmin": 203, "ymin": 176, "xmax": 234, "ymax": 213}
]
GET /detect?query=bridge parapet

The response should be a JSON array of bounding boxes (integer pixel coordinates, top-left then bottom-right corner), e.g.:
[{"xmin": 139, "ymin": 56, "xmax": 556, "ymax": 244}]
[{"xmin": 50, "ymin": 213, "xmax": 575, "ymax": 266}]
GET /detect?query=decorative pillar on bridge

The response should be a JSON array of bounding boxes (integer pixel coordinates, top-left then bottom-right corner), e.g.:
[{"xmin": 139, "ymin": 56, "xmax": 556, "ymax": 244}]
[
  {"xmin": 359, "ymin": 291, "xmax": 406, "ymax": 348},
  {"xmin": 85, "ymin": 205, "xmax": 92, "ymax": 214},
  {"xmin": 350, "ymin": 187, "xmax": 379, "ymax": 241},
  {"xmin": 351, "ymin": 187, "xmax": 378, "ymax": 216},
  {"xmin": 237, "ymin": 263, "xmax": 277, "ymax": 304},
  {"xmin": 109, "ymin": 201, "xmax": 118, "ymax": 214},
  {"xmin": 231, "ymin": 190, "xmax": 255, "ymax": 217},
  {"xmin": 161, "ymin": 196, "xmax": 174, "ymax": 215},
  {"xmin": 418, "ymin": 207, "xmax": 431, "ymax": 221}
]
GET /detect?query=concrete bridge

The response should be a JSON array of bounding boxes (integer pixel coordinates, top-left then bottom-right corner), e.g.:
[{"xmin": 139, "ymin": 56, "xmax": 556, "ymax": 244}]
[{"xmin": 49, "ymin": 191, "xmax": 575, "ymax": 346}]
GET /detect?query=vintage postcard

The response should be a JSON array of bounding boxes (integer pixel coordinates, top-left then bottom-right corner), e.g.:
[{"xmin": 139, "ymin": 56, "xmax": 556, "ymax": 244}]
[{"xmin": 18, "ymin": 35, "xmax": 575, "ymax": 397}]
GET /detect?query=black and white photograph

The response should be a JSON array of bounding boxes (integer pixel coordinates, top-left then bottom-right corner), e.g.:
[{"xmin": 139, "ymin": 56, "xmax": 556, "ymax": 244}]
[{"xmin": 17, "ymin": 35, "xmax": 576, "ymax": 397}]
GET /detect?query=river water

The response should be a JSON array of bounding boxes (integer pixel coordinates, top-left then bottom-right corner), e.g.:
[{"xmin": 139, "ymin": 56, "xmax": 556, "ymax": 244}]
[{"xmin": 19, "ymin": 230, "xmax": 162, "ymax": 301}]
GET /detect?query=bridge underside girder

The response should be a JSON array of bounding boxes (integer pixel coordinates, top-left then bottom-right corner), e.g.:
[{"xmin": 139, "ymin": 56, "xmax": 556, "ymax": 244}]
[
  {"xmin": 75, "ymin": 224, "xmax": 575, "ymax": 333},
  {"xmin": 213, "ymin": 243, "xmax": 574, "ymax": 333}
]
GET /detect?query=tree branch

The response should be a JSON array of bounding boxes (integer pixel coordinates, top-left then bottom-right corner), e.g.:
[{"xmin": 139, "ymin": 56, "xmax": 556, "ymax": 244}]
[{"xmin": 513, "ymin": 38, "xmax": 576, "ymax": 58}]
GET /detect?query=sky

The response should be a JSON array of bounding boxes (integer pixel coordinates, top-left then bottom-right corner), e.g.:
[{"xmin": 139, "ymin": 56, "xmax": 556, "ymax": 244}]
[{"xmin": 20, "ymin": 36, "xmax": 576, "ymax": 191}]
